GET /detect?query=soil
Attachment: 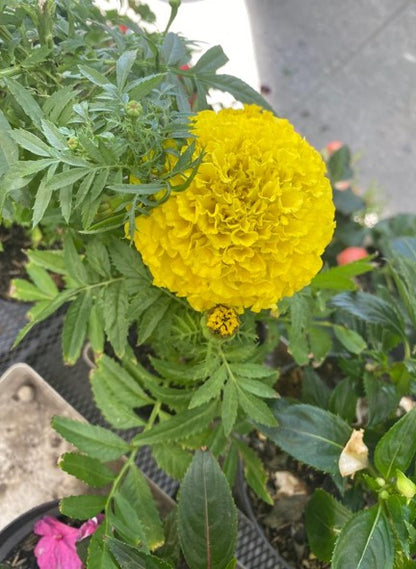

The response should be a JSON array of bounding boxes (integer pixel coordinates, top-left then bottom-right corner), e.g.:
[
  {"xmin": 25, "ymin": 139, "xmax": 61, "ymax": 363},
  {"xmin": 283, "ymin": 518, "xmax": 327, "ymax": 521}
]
[
  {"xmin": 0, "ymin": 225, "xmax": 31, "ymax": 299},
  {"xmin": 246, "ymin": 433, "xmax": 334, "ymax": 569}
]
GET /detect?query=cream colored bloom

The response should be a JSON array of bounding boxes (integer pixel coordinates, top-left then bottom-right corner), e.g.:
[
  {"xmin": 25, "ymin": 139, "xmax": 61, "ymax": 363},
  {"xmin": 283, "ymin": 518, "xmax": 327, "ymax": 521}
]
[{"xmin": 339, "ymin": 429, "xmax": 369, "ymax": 478}]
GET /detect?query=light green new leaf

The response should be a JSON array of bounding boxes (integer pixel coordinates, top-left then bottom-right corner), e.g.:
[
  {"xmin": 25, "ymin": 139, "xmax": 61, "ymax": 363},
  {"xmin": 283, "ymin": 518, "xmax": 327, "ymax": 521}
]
[
  {"xmin": 52, "ymin": 416, "xmax": 129, "ymax": 461},
  {"xmin": 59, "ymin": 452, "xmax": 116, "ymax": 487},
  {"xmin": 178, "ymin": 450, "xmax": 237, "ymax": 569},
  {"xmin": 374, "ymin": 407, "xmax": 416, "ymax": 478},
  {"xmin": 11, "ymin": 279, "xmax": 54, "ymax": 302},
  {"xmin": 229, "ymin": 362, "xmax": 277, "ymax": 379},
  {"xmin": 60, "ymin": 494, "xmax": 107, "ymax": 520},
  {"xmin": 27, "ymin": 249, "xmax": 66, "ymax": 274},
  {"xmin": 62, "ymin": 292, "xmax": 93, "ymax": 365},
  {"xmin": 238, "ymin": 377, "xmax": 279, "ymax": 400},
  {"xmin": 332, "ymin": 506, "xmax": 394, "ymax": 569},
  {"xmin": 311, "ymin": 259, "xmax": 374, "ymax": 291},
  {"xmin": 262, "ymin": 400, "xmax": 352, "ymax": 475},
  {"xmin": 305, "ymin": 489, "xmax": 352, "ymax": 562}
]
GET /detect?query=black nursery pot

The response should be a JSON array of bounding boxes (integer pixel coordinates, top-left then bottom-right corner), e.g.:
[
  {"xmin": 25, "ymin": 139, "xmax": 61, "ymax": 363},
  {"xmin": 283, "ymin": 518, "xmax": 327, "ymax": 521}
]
[{"xmin": 0, "ymin": 500, "xmax": 60, "ymax": 564}]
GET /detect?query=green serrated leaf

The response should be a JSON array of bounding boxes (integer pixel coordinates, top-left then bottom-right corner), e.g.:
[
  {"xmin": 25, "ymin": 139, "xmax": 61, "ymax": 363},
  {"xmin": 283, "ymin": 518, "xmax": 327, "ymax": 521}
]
[
  {"xmin": 27, "ymin": 249, "xmax": 66, "ymax": 274},
  {"xmin": 178, "ymin": 450, "xmax": 237, "ymax": 569},
  {"xmin": 332, "ymin": 505, "xmax": 394, "ymax": 569},
  {"xmin": 238, "ymin": 377, "xmax": 278, "ymax": 400},
  {"xmin": 311, "ymin": 259, "xmax": 374, "ymax": 291},
  {"xmin": 133, "ymin": 401, "xmax": 218, "ymax": 447},
  {"xmin": 116, "ymin": 50, "xmax": 137, "ymax": 91},
  {"xmin": 60, "ymin": 494, "xmax": 107, "ymax": 520},
  {"xmin": 137, "ymin": 295, "xmax": 171, "ymax": 345},
  {"xmin": 63, "ymin": 233, "xmax": 88, "ymax": 284},
  {"xmin": 78, "ymin": 65, "xmax": 113, "ymax": 87},
  {"xmin": 238, "ymin": 389, "xmax": 277, "ymax": 427},
  {"xmin": 5, "ymin": 78, "xmax": 44, "ymax": 126},
  {"xmin": 87, "ymin": 525, "xmax": 119, "ymax": 569},
  {"xmin": 305, "ymin": 489, "xmax": 352, "ymax": 562},
  {"xmin": 118, "ymin": 465, "xmax": 165, "ymax": 550},
  {"xmin": 222, "ymin": 380, "xmax": 238, "ymax": 437},
  {"xmin": 62, "ymin": 292, "xmax": 93, "ymax": 365},
  {"xmin": 189, "ymin": 365, "xmax": 227, "ymax": 408},
  {"xmin": 127, "ymin": 73, "xmax": 167, "ymax": 99},
  {"xmin": 102, "ymin": 280, "xmax": 129, "ymax": 357},
  {"xmin": 152, "ymin": 443, "xmax": 192, "ymax": 480},
  {"xmin": 32, "ymin": 163, "xmax": 58, "ymax": 227},
  {"xmin": 59, "ymin": 452, "xmax": 116, "ymax": 487},
  {"xmin": 107, "ymin": 538, "xmax": 173, "ymax": 569},
  {"xmin": 26, "ymin": 263, "xmax": 58, "ymax": 296},
  {"xmin": 10, "ymin": 129, "xmax": 52, "ymax": 156},
  {"xmin": 52, "ymin": 416, "xmax": 129, "ymax": 461},
  {"xmin": 46, "ymin": 167, "xmax": 90, "ymax": 192}
]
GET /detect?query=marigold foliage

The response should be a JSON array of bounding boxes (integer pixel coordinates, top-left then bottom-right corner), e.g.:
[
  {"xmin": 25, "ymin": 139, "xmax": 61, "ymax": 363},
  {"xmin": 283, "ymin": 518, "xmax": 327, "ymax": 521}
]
[{"xmin": 131, "ymin": 105, "xmax": 335, "ymax": 312}]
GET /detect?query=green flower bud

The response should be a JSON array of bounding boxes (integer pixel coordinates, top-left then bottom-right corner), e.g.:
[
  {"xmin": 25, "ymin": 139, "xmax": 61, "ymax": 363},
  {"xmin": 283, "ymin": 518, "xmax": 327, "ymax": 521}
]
[
  {"xmin": 126, "ymin": 100, "xmax": 142, "ymax": 118},
  {"xmin": 379, "ymin": 490, "xmax": 389, "ymax": 500},
  {"xmin": 67, "ymin": 137, "xmax": 79, "ymax": 150},
  {"xmin": 396, "ymin": 470, "xmax": 416, "ymax": 499},
  {"xmin": 375, "ymin": 477, "xmax": 386, "ymax": 487}
]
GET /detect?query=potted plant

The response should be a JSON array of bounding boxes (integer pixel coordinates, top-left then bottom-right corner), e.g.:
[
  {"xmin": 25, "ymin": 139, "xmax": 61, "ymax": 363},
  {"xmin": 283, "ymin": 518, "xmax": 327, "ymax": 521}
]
[{"xmin": 3, "ymin": 1, "xmax": 416, "ymax": 569}]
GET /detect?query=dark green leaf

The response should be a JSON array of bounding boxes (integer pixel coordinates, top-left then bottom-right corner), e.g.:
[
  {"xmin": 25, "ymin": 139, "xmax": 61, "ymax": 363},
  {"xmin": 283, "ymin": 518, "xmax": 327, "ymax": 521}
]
[
  {"xmin": 262, "ymin": 400, "xmax": 351, "ymax": 475},
  {"xmin": 107, "ymin": 538, "xmax": 173, "ymax": 569},
  {"xmin": 78, "ymin": 65, "xmax": 113, "ymax": 87},
  {"xmin": 116, "ymin": 50, "xmax": 137, "ymax": 91},
  {"xmin": 234, "ymin": 440, "xmax": 273, "ymax": 505},
  {"xmin": 152, "ymin": 443, "xmax": 192, "ymax": 480},
  {"xmin": 334, "ymin": 325, "xmax": 367, "ymax": 354},
  {"xmin": 189, "ymin": 365, "xmax": 227, "ymax": 408},
  {"xmin": 329, "ymin": 378, "xmax": 358, "ymax": 423},
  {"xmin": 332, "ymin": 506, "xmax": 394, "ymax": 569},
  {"xmin": 102, "ymin": 280, "xmax": 129, "ymax": 357},
  {"xmin": 238, "ymin": 389, "xmax": 277, "ymax": 427},
  {"xmin": 10, "ymin": 129, "xmax": 52, "ymax": 156},
  {"xmin": 178, "ymin": 450, "xmax": 237, "ymax": 569},
  {"xmin": 63, "ymin": 233, "xmax": 88, "ymax": 284},
  {"xmin": 374, "ymin": 408, "xmax": 416, "ymax": 478},
  {"xmin": 302, "ymin": 367, "xmax": 331, "ymax": 409},
  {"xmin": 201, "ymin": 73, "xmax": 275, "ymax": 112},
  {"xmin": 127, "ymin": 73, "xmax": 167, "ymax": 99},
  {"xmin": 364, "ymin": 373, "xmax": 400, "ymax": 428},
  {"xmin": 305, "ymin": 489, "xmax": 352, "ymax": 562}
]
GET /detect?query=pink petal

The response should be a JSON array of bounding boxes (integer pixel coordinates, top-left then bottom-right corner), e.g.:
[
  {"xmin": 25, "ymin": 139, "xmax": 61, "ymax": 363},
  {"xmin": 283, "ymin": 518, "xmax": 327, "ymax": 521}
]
[
  {"xmin": 77, "ymin": 516, "xmax": 101, "ymax": 541},
  {"xmin": 34, "ymin": 534, "xmax": 81, "ymax": 569},
  {"xmin": 34, "ymin": 517, "xmax": 79, "ymax": 541}
]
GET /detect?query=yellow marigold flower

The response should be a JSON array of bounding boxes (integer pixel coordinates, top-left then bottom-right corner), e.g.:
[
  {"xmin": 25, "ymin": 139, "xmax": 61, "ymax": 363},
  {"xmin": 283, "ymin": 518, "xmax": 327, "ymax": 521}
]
[
  {"xmin": 206, "ymin": 305, "xmax": 240, "ymax": 338},
  {"xmin": 130, "ymin": 105, "xmax": 335, "ymax": 312}
]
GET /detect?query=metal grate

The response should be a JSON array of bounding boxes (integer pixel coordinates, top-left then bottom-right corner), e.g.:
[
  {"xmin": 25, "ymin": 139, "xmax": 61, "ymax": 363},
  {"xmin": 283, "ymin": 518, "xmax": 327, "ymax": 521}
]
[{"xmin": 0, "ymin": 301, "xmax": 289, "ymax": 569}]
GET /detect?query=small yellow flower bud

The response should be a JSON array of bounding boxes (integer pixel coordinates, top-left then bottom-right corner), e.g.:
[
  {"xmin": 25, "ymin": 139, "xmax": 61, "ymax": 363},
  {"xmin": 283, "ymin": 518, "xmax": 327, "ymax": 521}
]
[
  {"xmin": 375, "ymin": 477, "xmax": 386, "ymax": 487},
  {"xmin": 126, "ymin": 100, "xmax": 142, "ymax": 117},
  {"xmin": 206, "ymin": 305, "xmax": 240, "ymax": 338},
  {"xmin": 396, "ymin": 470, "xmax": 416, "ymax": 499},
  {"xmin": 67, "ymin": 137, "xmax": 79, "ymax": 150}
]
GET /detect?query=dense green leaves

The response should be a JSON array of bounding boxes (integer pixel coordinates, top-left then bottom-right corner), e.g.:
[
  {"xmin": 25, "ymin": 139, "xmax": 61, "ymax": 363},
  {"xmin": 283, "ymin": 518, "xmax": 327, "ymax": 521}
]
[
  {"xmin": 178, "ymin": 450, "xmax": 237, "ymax": 569},
  {"xmin": 60, "ymin": 494, "xmax": 107, "ymax": 520}
]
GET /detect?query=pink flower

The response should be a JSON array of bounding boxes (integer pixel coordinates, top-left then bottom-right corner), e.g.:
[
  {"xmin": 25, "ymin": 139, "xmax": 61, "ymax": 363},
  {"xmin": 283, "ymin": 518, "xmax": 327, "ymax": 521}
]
[
  {"xmin": 34, "ymin": 515, "xmax": 103, "ymax": 569},
  {"xmin": 336, "ymin": 247, "xmax": 368, "ymax": 266},
  {"xmin": 326, "ymin": 140, "xmax": 344, "ymax": 157}
]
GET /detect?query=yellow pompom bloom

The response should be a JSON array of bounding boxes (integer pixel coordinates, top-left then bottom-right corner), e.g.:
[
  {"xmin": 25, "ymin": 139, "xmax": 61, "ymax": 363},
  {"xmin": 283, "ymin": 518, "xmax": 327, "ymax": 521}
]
[
  {"xmin": 130, "ymin": 105, "xmax": 335, "ymax": 312},
  {"xmin": 206, "ymin": 305, "xmax": 240, "ymax": 338}
]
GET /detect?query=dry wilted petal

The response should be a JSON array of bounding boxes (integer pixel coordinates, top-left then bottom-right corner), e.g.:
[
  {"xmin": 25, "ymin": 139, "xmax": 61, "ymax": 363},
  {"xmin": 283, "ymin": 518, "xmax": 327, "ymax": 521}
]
[{"xmin": 339, "ymin": 429, "xmax": 369, "ymax": 478}]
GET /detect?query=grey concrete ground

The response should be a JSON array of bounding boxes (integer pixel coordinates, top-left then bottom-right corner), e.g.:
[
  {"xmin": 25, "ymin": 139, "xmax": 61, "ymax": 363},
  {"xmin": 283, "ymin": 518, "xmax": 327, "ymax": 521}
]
[{"xmin": 245, "ymin": 0, "xmax": 416, "ymax": 217}]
